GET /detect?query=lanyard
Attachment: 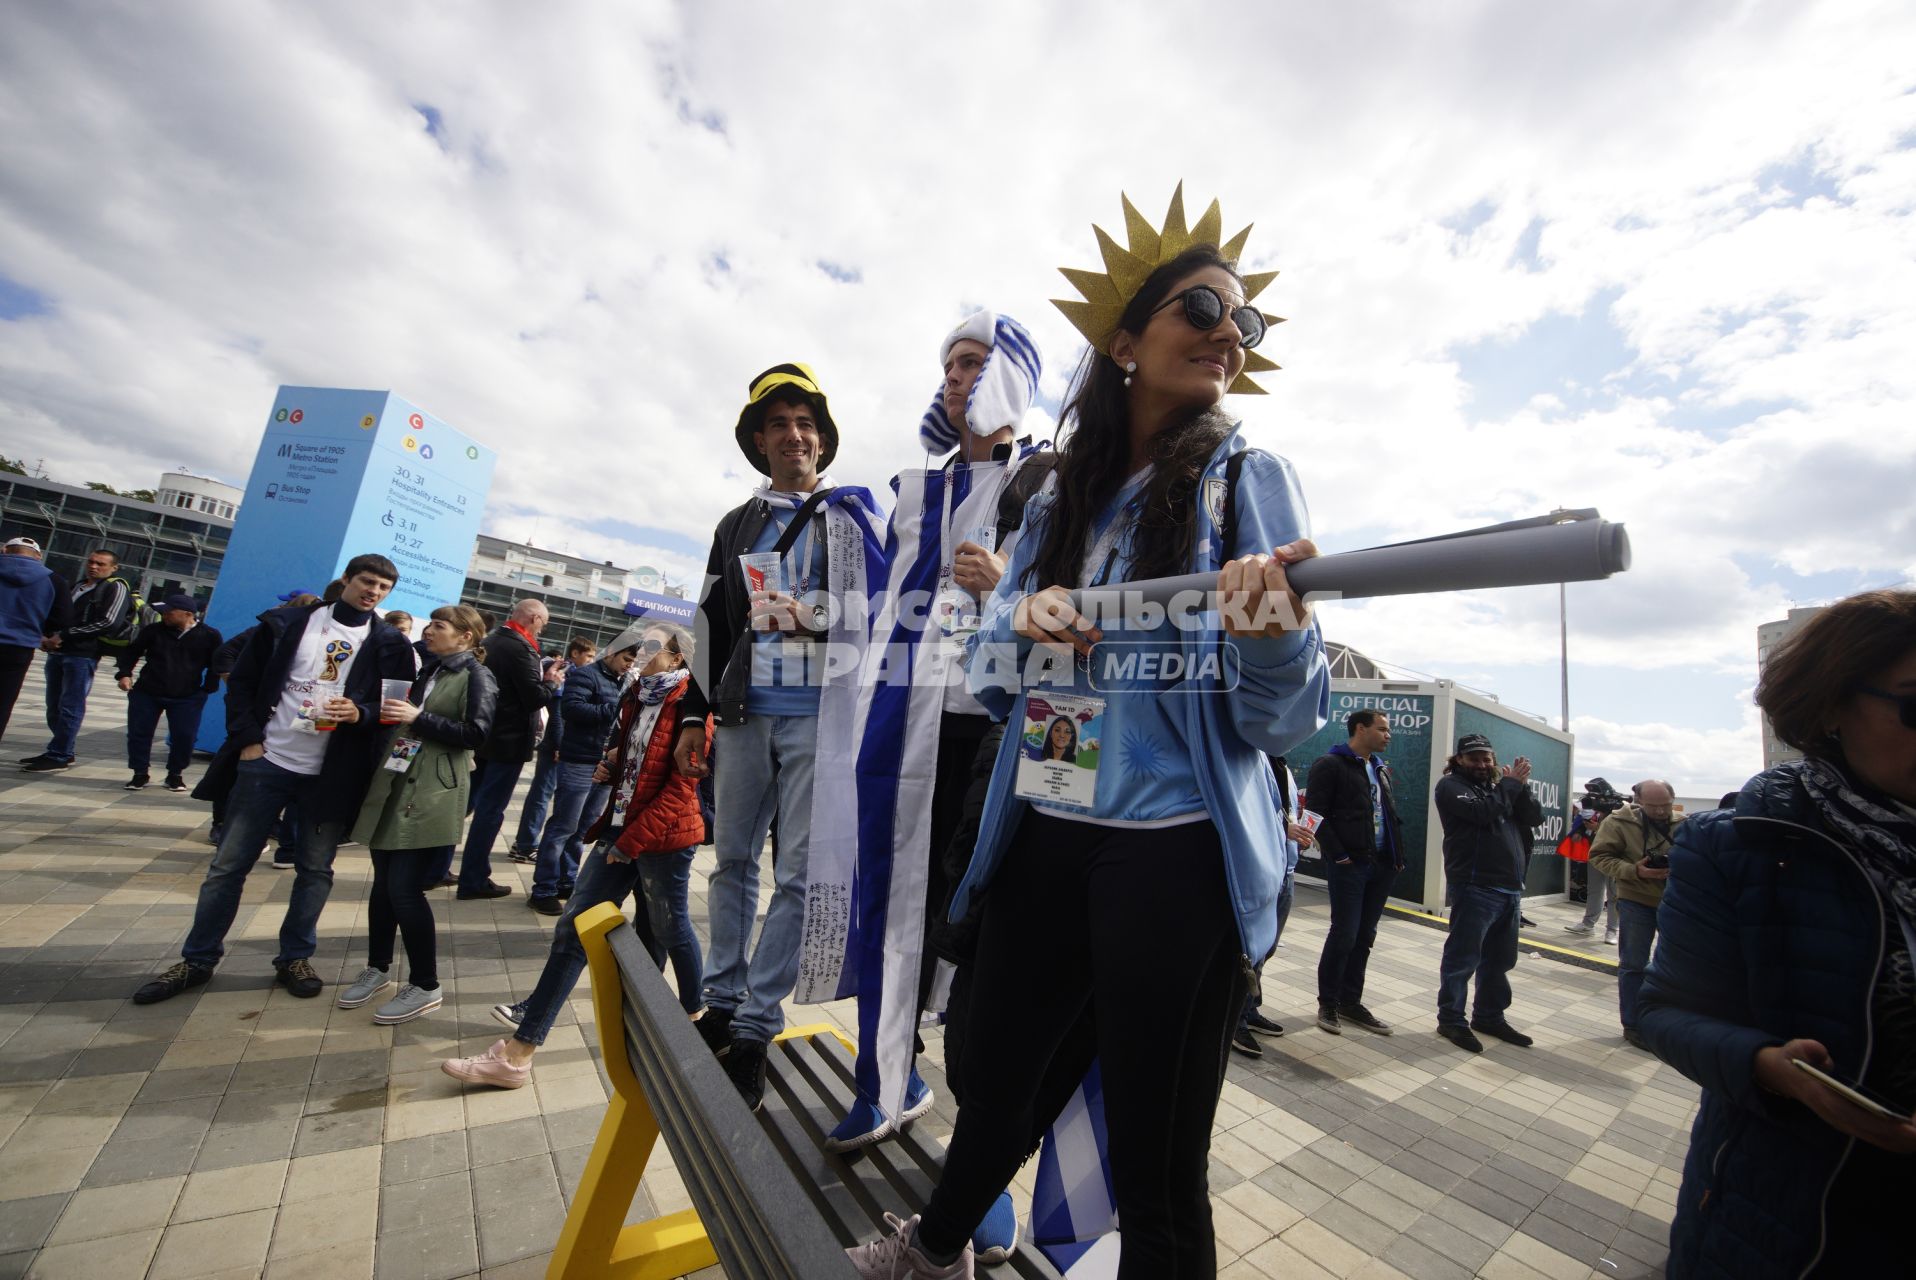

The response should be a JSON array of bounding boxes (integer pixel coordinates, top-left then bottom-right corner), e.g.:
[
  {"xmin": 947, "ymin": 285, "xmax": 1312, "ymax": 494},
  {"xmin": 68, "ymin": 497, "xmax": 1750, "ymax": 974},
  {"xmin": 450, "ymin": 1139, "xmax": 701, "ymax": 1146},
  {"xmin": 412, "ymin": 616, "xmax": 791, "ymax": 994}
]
[
  {"xmin": 1078, "ymin": 466, "xmax": 1154, "ymax": 589},
  {"xmin": 782, "ymin": 511, "xmax": 819, "ymax": 596}
]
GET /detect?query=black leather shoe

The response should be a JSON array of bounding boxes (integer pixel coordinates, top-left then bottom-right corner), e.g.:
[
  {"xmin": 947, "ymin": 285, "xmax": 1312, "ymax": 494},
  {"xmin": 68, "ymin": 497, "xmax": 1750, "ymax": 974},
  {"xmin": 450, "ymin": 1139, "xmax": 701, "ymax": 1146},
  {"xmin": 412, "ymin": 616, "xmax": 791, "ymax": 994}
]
[
  {"xmin": 527, "ymin": 895, "xmax": 562, "ymax": 916},
  {"xmin": 1470, "ymin": 1019, "xmax": 1534, "ymax": 1047},
  {"xmin": 1246, "ymin": 1012, "xmax": 1285, "ymax": 1037},
  {"xmin": 1438, "ymin": 1023, "xmax": 1484, "ymax": 1053},
  {"xmin": 1230, "ymin": 1027, "xmax": 1263, "ymax": 1058},
  {"xmin": 457, "ymin": 881, "xmax": 514, "ymax": 900}
]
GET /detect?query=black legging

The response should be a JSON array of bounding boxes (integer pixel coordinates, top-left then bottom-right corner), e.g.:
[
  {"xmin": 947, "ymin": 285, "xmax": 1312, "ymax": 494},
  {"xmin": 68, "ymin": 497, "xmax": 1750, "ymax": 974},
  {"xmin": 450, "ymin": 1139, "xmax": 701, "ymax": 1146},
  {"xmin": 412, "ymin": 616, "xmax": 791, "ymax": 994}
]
[
  {"xmin": 368, "ymin": 847, "xmax": 443, "ymax": 989},
  {"xmin": 916, "ymin": 811, "xmax": 1245, "ymax": 1279}
]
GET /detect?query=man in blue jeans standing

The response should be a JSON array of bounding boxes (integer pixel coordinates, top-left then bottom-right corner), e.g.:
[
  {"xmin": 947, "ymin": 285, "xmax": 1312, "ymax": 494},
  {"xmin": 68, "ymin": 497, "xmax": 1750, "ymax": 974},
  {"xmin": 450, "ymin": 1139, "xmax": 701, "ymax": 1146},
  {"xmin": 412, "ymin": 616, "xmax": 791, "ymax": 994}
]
[
  {"xmin": 1432, "ymin": 734, "xmax": 1544, "ymax": 1052},
  {"xmin": 449, "ymin": 598, "xmax": 560, "ymax": 898},
  {"xmin": 1587, "ymin": 778, "xmax": 1679, "ymax": 1051},
  {"xmin": 672, "ymin": 363, "xmax": 885, "ymax": 1111},
  {"xmin": 114, "ymin": 594, "xmax": 222, "ymax": 792},
  {"xmin": 510, "ymin": 638, "xmax": 596, "ymax": 861},
  {"xmin": 21, "ymin": 548, "xmax": 130, "ymax": 773},
  {"xmin": 1307, "ymin": 711, "xmax": 1404, "ymax": 1036},
  {"xmin": 527, "ymin": 638, "xmax": 635, "ymax": 914},
  {"xmin": 131, "ymin": 556, "xmax": 414, "ymax": 1004}
]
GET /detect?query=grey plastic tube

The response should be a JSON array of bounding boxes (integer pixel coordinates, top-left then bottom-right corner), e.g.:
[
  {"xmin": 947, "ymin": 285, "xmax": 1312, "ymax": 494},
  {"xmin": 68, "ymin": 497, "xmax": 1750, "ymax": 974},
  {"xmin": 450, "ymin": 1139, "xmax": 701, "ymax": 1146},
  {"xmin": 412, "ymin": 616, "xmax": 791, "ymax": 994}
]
[{"xmin": 1067, "ymin": 519, "xmax": 1630, "ymax": 615}]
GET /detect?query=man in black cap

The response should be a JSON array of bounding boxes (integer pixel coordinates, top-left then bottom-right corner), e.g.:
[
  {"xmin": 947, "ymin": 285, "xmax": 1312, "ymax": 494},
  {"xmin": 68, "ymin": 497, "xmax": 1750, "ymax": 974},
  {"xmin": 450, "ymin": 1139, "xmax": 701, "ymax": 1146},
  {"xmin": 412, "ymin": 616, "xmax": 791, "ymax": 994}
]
[
  {"xmin": 1432, "ymin": 733, "xmax": 1543, "ymax": 1052},
  {"xmin": 115, "ymin": 594, "xmax": 223, "ymax": 792},
  {"xmin": 674, "ymin": 362, "xmax": 886, "ymax": 1111}
]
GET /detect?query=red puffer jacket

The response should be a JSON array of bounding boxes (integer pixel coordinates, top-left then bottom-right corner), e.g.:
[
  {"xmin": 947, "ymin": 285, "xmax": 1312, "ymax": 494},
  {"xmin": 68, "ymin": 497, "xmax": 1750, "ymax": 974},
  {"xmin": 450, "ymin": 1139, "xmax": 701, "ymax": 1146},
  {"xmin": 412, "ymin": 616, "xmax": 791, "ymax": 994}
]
[{"xmin": 584, "ymin": 678, "xmax": 710, "ymax": 856}]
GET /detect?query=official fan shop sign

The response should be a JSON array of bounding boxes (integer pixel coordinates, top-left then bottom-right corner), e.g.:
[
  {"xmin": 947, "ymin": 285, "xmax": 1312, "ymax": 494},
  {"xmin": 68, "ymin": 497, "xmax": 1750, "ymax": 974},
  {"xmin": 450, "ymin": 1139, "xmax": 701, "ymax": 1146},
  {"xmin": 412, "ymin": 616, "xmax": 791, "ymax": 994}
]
[
  {"xmin": 196, "ymin": 386, "xmax": 497, "ymax": 750},
  {"xmin": 1289, "ymin": 689, "xmax": 1436, "ymax": 900}
]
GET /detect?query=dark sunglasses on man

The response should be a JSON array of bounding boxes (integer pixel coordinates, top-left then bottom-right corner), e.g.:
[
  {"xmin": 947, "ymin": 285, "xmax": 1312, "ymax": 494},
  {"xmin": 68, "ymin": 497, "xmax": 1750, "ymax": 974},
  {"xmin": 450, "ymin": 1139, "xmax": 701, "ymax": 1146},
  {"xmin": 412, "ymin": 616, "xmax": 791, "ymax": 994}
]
[
  {"xmin": 1148, "ymin": 284, "xmax": 1267, "ymax": 349},
  {"xmin": 1860, "ymin": 685, "xmax": 1916, "ymax": 729}
]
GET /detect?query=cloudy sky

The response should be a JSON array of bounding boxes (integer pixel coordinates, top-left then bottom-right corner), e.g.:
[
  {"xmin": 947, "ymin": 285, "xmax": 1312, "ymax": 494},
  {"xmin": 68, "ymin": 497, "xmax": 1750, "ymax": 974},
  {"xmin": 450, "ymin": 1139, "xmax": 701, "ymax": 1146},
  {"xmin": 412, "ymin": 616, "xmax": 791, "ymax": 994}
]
[{"xmin": 3, "ymin": 0, "xmax": 1912, "ymax": 796}]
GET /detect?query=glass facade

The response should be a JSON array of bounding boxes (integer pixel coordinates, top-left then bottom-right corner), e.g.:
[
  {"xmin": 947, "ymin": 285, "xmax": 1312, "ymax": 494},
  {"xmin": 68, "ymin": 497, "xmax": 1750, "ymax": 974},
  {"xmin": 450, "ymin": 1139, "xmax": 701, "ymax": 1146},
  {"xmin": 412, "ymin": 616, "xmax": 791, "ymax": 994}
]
[{"xmin": 0, "ymin": 475, "xmax": 230, "ymax": 603}]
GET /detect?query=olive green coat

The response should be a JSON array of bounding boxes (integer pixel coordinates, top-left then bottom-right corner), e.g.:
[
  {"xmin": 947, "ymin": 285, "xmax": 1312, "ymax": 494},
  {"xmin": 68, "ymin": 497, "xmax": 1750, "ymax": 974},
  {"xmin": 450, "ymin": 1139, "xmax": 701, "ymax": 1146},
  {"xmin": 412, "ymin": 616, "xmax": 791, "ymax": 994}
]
[{"xmin": 350, "ymin": 662, "xmax": 489, "ymax": 850}]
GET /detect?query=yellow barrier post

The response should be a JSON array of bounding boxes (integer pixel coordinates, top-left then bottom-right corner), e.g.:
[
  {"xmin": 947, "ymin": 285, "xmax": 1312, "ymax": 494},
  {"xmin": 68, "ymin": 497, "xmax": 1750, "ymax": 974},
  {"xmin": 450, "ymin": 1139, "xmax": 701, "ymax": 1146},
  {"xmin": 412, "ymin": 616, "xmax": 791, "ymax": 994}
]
[{"xmin": 546, "ymin": 902, "xmax": 718, "ymax": 1280}]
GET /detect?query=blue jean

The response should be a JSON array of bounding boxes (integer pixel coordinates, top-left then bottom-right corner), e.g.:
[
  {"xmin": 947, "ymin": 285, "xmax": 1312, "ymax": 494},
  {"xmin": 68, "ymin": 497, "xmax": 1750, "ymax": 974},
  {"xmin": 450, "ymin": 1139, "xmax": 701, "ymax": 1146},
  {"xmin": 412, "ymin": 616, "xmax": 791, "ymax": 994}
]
[
  {"xmin": 533, "ymin": 761, "xmax": 607, "ymax": 899},
  {"xmin": 1437, "ymin": 883, "xmax": 1523, "ymax": 1026},
  {"xmin": 41, "ymin": 653, "xmax": 97, "ymax": 763},
  {"xmin": 1616, "ymin": 897, "xmax": 1659, "ymax": 1030},
  {"xmin": 512, "ymin": 751, "xmax": 561, "ymax": 849},
  {"xmin": 639, "ymin": 847, "xmax": 703, "ymax": 1014},
  {"xmin": 126, "ymin": 691, "xmax": 205, "ymax": 775},
  {"xmin": 706, "ymin": 714, "xmax": 817, "ymax": 1044},
  {"xmin": 513, "ymin": 839, "xmax": 644, "ymax": 1046},
  {"xmin": 1317, "ymin": 855, "xmax": 1394, "ymax": 1007},
  {"xmin": 181, "ymin": 757, "xmax": 343, "ymax": 967},
  {"xmin": 452, "ymin": 757, "xmax": 524, "ymax": 890}
]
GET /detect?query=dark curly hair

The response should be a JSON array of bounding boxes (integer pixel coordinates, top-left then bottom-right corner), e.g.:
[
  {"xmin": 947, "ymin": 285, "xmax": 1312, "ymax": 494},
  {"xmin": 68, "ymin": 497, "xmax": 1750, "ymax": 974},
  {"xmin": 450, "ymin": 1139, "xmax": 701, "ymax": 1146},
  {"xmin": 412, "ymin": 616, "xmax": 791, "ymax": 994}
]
[{"xmin": 1023, "ymin": 245, "xmax": 1242, "ymax": 592}]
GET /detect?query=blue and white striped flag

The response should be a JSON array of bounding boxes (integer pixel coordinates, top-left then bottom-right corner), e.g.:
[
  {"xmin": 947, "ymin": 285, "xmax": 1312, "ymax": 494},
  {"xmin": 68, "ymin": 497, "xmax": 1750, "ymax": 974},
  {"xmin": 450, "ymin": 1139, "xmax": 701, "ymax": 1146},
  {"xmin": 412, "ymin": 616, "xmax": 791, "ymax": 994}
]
[{"xmin": 1031, "ymin": 1061, "xmax": 1120, "ymax": 1277}]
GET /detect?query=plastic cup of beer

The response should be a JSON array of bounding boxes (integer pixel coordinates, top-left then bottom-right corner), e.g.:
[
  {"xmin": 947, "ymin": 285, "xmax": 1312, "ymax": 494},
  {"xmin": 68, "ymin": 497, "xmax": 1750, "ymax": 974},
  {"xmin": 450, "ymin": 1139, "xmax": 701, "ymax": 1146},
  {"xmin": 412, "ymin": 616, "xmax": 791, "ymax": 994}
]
[
  {"xmin": 380, "ymin": 679, "xmax": 412, "ymax": 724},
  {"xmin": 312, "ymin": 681, "xmax": 344, "ymax": 732}
]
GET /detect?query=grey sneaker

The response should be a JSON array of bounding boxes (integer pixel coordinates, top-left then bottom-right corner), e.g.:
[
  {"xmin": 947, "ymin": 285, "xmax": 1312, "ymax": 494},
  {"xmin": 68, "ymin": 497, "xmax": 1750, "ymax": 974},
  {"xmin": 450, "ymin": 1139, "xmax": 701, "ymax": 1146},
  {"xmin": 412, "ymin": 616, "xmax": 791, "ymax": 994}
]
[
  {"xmin": 846, "ymin": 1212, "xmax": 973, "ymax": 1279},
  {"xmin": 1602, "ymin": 927, "xmax": 1619, "ymax": 946},
  {"xmin": 1316, "ymin": 1004, "xmax": 1342, "ymax": 1035},
  {"xmin": 336, "ymin": 966, "xmax": 393, "ymax": 1009},
  {"xmin": 490, "ymin": 1001, "xmax": 526, "ymax": 1029},
  {"xmin": 1563, "ymin": 921, "xmax": 1595, "ymax": 936},
  {"xmin": 372, "ymin": 983, "xmax": 443, "ymax": 1025}
]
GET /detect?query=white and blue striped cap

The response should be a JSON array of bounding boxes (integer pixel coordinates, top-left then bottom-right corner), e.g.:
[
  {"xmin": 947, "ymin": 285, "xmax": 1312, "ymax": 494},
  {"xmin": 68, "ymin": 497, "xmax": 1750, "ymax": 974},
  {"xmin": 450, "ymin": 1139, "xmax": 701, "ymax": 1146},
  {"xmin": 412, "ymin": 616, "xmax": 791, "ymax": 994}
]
[{"xmin": 918, "ymin": 311, "xmax": 1043, "ymax": 454}]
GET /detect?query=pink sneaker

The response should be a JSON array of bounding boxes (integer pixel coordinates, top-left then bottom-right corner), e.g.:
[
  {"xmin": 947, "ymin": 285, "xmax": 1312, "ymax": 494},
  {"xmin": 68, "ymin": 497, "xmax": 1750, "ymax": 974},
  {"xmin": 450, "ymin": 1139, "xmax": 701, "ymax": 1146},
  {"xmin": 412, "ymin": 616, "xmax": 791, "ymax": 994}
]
[{"xmin": 441, "ymin": 1039, "xmax": 531, "ymax": 1089}]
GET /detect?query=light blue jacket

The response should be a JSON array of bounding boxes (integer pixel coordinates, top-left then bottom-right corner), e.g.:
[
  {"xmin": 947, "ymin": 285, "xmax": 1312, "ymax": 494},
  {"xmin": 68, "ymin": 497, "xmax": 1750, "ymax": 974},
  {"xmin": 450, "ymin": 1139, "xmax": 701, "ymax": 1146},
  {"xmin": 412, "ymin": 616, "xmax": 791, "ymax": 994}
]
[{"xmin": 950, "ymin": 430, "xmax": 1330, "ymax": 963}]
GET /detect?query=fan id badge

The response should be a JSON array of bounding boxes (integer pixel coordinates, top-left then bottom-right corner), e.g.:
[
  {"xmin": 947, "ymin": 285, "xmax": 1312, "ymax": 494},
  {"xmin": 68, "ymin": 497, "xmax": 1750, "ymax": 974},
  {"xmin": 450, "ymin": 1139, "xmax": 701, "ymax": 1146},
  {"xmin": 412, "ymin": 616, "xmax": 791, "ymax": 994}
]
[
  {"xmin": 1012, "ymin": 692, "xmax": 1105, "ymax": 809},
  {"xmin": 383, "ymin": 738, "xmax": 424, "ymax": 773},
  {"xmin": 934, "ymin": 525, "xmax": 996, "ymax": 654}
]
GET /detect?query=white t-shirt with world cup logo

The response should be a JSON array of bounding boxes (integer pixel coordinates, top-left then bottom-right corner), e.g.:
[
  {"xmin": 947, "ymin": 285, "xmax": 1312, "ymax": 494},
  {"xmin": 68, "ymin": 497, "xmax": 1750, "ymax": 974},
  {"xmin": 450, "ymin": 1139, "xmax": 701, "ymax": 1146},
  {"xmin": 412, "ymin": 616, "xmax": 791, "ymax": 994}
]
[{"xmin": 263, "ymin": 610, "xmax": 371, "ymax": 775}]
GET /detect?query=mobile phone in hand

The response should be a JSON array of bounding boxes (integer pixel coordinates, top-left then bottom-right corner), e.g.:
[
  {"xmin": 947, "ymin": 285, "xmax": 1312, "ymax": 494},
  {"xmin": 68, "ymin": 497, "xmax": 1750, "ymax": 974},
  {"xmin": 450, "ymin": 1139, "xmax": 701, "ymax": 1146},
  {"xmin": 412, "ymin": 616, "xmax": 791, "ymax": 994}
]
[{"xmin": 1791, "ymin": 1059, "xmax": 1911, "ymax": 1121}]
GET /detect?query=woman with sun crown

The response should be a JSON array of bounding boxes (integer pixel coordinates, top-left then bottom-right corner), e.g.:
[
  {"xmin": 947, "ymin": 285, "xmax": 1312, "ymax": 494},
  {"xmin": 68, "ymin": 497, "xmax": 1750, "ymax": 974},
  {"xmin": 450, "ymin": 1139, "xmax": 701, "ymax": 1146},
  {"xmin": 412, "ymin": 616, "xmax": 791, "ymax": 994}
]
[{"xmin": 847, "ymin": 187, "xmax": 1332, "ymax": 1279}]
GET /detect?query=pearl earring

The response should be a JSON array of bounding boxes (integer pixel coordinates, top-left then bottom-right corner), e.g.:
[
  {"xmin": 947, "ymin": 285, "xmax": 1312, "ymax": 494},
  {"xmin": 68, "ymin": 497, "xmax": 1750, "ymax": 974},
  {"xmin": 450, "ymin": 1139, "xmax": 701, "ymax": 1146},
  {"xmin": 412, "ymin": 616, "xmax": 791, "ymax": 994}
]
[{"xmin": 1123, "ymin": 360, "xmax": 1137, "ymax": 388}]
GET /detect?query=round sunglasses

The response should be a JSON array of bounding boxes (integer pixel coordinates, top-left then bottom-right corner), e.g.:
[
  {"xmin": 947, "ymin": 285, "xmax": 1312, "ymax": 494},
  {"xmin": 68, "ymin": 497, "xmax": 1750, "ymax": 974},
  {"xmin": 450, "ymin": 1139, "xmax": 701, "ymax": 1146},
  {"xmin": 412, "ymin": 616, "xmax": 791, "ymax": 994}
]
[{"xmin": 1147, "ymin": 285, "xmax": 1266, "ymax": 349}]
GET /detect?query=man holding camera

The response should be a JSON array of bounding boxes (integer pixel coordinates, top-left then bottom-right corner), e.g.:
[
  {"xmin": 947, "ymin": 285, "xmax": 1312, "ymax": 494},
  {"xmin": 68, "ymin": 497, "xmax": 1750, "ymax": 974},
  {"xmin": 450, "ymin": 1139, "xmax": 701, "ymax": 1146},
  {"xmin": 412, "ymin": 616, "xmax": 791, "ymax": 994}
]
[{"xmin": 1588, "ymin": 779, "xmax": 1681, "ymax": 1050}]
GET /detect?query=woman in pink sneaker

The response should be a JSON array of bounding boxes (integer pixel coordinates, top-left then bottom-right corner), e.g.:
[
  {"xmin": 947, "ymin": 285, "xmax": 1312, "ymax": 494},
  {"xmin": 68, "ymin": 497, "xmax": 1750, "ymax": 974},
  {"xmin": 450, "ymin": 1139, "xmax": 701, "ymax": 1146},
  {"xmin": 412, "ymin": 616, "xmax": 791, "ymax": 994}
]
[{"xmin": 443, "ymin": 622, "xmax": 707, "ymax": 1089}]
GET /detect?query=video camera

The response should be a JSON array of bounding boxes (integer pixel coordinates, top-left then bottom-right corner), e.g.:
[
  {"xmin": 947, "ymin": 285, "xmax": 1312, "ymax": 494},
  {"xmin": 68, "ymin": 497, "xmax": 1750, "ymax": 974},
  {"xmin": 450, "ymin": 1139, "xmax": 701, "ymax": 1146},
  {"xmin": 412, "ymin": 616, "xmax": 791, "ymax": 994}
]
[{"xmin": 1579, "ymin": 777, "xmax": 1627, "ymax": 815}]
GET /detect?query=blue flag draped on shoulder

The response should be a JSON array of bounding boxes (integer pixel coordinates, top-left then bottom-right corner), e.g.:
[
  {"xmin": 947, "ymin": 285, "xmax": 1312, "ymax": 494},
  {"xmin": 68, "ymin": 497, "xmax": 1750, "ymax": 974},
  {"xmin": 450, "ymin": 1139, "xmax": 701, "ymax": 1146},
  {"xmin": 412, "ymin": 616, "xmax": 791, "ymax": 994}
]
[
  {"xmin": 784, "ymin": 481, "xmax": 891, "ymax": 1006},
  {"xmin": 844, "ymin": 447, "xmax": 1038, "ymax": 1123}
]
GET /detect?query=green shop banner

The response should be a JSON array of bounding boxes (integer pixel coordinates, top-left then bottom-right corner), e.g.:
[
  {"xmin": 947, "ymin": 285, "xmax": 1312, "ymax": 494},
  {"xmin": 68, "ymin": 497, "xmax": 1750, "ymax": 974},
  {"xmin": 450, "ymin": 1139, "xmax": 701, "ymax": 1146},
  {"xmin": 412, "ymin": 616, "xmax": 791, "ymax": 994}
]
[{"xmin": 1290, "ymin": 690, "xmax": 1435, "ymax": 901}]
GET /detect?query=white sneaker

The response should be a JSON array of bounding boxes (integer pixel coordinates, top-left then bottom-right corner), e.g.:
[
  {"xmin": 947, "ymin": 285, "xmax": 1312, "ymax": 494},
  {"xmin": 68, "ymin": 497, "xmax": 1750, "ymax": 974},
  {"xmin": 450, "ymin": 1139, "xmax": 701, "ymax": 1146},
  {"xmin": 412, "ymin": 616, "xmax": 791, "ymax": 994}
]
[
  {"xmin": 1602, "ymin": 928, "xmax": 1619, "ymax": 946},
  {"xmin": 846, "ymin": 1213, "xmax": 973, "ymax": 1279},
  {"xmin": 336, "ymin": 966, "xmax": 393, "ymax": 1008}
]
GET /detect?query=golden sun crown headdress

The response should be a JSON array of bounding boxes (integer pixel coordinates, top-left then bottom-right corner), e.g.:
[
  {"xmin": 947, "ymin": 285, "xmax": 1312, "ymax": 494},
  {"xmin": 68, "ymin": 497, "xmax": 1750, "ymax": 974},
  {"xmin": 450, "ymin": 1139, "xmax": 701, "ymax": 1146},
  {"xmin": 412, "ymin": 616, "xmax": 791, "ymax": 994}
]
[{"xmin": 1052, "ymin": 183, "xmax": 1282, "ymax": 394}]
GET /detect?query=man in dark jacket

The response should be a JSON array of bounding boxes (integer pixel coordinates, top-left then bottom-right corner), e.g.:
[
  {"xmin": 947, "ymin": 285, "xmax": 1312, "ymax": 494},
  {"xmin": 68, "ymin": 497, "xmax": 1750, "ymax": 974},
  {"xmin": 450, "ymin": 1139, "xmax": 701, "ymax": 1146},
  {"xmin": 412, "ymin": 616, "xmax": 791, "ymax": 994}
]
[
  {"xmin": 1432, "ymin": 733, "xmax": 1544, "ymax": 1052},
  {"xmin": 528, "ymin": 639, "xmax": 637, "ymax": 913},
  {"xmin": 448, "ymin": 598, "xmax": 560, "ymax": 898},
  {"xmin": 133, "ymin": 555, "xmax": 413, "ymax": 1004},
  {"xmin": 511, "ymin": 639, "xmax": 596, "ymax": 861},
  {"xmin": 0, "ymin": 538, "xmax": 59, "ymax": 744},
  {"xmin": 23, "ymin": 547, "xmax": 132, "ymax": 772},
  {"xmin": 1306, "ymin": 710, "xmax": 1404, "ymax": 1036},
  {"xmin": 1589, "ymin": 779, "xmax": 1681, "ymax": 1048},
  {"xmin": 115, "ymin": 594, "xmax": 222, "ymax": 792}
]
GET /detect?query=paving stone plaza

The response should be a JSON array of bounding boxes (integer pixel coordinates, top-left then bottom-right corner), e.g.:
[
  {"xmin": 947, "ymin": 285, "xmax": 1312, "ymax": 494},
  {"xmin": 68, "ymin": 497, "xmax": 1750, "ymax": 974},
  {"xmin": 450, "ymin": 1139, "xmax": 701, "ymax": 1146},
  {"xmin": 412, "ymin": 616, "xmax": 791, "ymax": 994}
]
[{"xmin": 0, "ymin": 665, "xmax": 1693, "ymax": 1278}]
